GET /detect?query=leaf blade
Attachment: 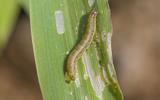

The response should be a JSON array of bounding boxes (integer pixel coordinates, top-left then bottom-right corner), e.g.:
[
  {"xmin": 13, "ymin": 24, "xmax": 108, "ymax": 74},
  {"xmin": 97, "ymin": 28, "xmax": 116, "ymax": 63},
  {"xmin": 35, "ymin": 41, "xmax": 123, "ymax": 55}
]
[{"xmin": 30, "ymin": 0, "xmax": 123, "ymax": 100}]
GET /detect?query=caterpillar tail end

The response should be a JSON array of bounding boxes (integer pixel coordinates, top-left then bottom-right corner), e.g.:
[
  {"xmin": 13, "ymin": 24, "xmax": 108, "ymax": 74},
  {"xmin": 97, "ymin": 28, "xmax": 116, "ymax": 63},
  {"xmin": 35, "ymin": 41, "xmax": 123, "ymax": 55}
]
[{"xmin": 65, "ymin": 72, "xmax": 76, "ymax": 83}]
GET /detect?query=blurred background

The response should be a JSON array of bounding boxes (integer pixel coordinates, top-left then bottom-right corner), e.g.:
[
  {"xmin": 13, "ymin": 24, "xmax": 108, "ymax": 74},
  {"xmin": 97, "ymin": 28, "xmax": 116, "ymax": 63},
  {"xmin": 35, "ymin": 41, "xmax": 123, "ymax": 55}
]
[{"xmin": 0, "ymin": 0, "xmax": 160, "ymax": 100}]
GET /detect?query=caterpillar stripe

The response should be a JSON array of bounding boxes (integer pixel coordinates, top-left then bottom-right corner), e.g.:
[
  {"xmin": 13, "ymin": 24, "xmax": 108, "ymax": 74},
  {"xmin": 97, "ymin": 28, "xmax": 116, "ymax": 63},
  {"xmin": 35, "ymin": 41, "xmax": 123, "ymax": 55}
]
[{"xmin": 65, "ymin": 10, "xmax": 98, "ymax": 82}]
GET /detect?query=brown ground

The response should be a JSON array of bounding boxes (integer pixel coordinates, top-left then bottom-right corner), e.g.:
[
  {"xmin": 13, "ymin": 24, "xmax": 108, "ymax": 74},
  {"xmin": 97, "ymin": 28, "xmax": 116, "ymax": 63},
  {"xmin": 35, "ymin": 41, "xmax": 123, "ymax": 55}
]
[
  {"xmin": 0, "ymin": 15, "xmax": 42, "ymax": 100},
  {"xmin": 0, "ymin": 0, "xmax": 160, "ymax": 100},
  {"xmin": 111, "ymin": 0, "xmax": 160, "ymax": 100}
]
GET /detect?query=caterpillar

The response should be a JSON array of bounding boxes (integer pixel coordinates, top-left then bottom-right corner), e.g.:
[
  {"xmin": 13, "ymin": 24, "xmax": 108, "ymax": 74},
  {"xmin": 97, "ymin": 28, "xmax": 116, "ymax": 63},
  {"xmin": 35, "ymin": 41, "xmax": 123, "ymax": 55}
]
[{"xmin": 65, "ymin": 9, "xmax": 98, "ymax": 82}]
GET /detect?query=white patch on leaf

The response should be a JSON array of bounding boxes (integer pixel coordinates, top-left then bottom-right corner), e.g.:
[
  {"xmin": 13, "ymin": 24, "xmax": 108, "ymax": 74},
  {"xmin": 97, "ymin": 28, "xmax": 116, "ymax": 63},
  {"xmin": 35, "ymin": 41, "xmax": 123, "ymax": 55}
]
[{"xmin": 55, "ymin": 10, "xmax": 65, "ymax": 34}]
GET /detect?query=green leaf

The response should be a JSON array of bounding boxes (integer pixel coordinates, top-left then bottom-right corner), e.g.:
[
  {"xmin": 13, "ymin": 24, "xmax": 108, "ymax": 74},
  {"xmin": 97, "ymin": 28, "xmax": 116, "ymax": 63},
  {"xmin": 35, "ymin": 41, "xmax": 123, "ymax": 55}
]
[
  {"xmin": 0, "ymin": 0, "xmax": 19, "ymax": 54},
  {"xmin": 30, "ymin": 0, "xmax": 123, "ymax": 100}
]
